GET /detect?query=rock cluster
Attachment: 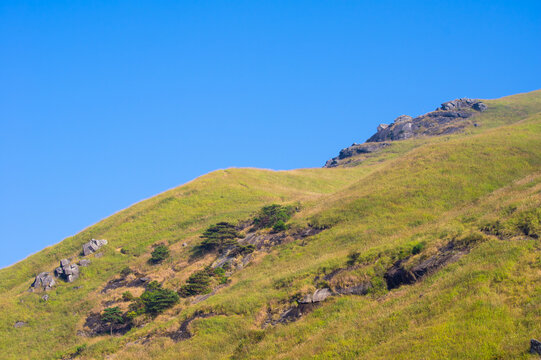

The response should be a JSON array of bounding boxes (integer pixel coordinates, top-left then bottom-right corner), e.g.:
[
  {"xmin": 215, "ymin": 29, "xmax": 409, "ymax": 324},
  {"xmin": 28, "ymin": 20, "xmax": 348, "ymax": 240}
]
[
  {"xmin": 30, "ymin": 272, "xmax": 56, "ymax": 291},
  {"xmin": 439, "ymin": 98, "xmax": 487, "ymax": 111},
  {"xmin": 83, "ymin": 239, "xmax": 108, "ymax": 256},
  {"xmin": 324, "ymin": 98, "xmax": 488, "ymax": 167},
  {"xmin": 54, "ymin": 259, "xmax": 80, "ymax": 283}
]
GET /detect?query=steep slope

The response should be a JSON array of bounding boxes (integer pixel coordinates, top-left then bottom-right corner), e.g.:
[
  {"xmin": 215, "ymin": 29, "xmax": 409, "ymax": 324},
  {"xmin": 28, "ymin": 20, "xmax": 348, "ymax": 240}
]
[{"xmin": 1, "ymin": 90, "xmax": 541, "ymax": 360}]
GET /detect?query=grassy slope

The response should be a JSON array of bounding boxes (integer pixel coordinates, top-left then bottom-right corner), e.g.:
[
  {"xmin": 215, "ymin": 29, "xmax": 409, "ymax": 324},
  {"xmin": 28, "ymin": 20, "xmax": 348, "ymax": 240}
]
[{"xmin": 1, "ymin": 90, "xmax": 540, "ymax": 360}]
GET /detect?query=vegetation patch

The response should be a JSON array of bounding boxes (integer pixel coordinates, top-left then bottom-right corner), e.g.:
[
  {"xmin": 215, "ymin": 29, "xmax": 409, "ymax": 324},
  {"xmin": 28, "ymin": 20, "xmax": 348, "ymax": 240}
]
[
  {"xmin": 253, "ymin": 204, "xmax": 296, "ymax": 230},
  {"xmin": 198, "ymin": 222, "xmax": 241, "ymax": 253},
  {"xmin": 178, "ymin": 267, "xmax": 228, "ymax": 297},
  {"xmin": 149, "ymin": 244, "xmax": 170, "ymax": 264}
]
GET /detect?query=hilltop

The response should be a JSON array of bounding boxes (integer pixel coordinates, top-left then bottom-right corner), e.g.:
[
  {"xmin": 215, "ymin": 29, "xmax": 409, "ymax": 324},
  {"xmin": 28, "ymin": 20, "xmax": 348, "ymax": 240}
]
[{"xmin": 1, "ymin": 90, "xmax": 541, "ymax": 359}]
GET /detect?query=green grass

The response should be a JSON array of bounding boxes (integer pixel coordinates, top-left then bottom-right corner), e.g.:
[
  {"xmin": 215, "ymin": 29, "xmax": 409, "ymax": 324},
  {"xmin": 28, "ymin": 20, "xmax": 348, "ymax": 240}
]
[{"xmin": 1, "ymin": 90, "xmax": 541, "ymax": 359}]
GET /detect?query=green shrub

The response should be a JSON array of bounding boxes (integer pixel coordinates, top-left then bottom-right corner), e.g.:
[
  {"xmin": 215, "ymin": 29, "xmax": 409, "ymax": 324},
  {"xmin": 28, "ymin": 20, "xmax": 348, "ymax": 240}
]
[
  {"xmin": 149, "ymin": 244, "xmax": 170, "ymax": 264},
  {"xmin": 253, "ymin": 204, "xmax": 295, "ymax": 229},
  {"xmin": 122, "ymin": 291, "xmax": 134, "ymax": 302},
  {"xmin": 411, "ymin": 242, "xmax": 426, "ymax": 255},
  {"xmin": 346, "ymin": 251, "xmax": 361, "ymax": 266},
  {"xmin": 140, "ymin": 288, "xmax": 179, "ymax": 314},
  {"xmin": 146, "ymin": 280, "xmax": 161, "ymax": 291},
  {"xmin": 120, "ymin": 267, "xmax": 132, "ymax": 277},
  {"xmin": 514, "ymin": 208, "xmax": 541, "ymax": 238},
  {"xmin": 272, "ymin": 220, "xmax": 287, "ymax": 233},
  {"xmin": 199, "ymin": 222, "xmax": 240, "ymax": 252}
]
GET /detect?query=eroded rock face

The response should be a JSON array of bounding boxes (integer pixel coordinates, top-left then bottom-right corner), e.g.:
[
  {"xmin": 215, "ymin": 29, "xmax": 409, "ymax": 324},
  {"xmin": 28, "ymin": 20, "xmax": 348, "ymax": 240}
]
[
  {"xmin": 384, "ymin": 241, "xmax": 469, "ymax": 290},
  {"xmin": 54, "ymin": 259, "xmax": 80, "ymax": 283},
  {"xmin": 30, "ymin": 272, "xmax": 56, "ymax": 291},
  {"xmin": 82, "ymin": 239, "xmax": 108, "ymax": 256}
]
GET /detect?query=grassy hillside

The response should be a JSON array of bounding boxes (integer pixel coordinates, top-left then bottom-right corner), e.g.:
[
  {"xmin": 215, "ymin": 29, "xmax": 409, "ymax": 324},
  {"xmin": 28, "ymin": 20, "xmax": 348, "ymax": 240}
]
[{"xmin": 1, "ymin": 90, "xmax": 541, "ymax": 359}]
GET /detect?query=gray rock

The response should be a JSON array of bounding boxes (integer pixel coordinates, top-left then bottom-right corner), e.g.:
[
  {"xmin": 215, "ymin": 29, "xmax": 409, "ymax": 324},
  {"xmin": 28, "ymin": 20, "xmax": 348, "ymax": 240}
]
[
  {"xmin": 182, "ymin": 242, "xmax": 188, "ymax": 247},
  {"xmin": 299, "ymin": 288, "xmax": 332, "ymax": 304},
  {"xmin": 14, "ymin": 321, "xmax": 27, "ymax": 328},
  {"xmin": 531, "ymin": 339, "xmax": 541, "ymax": 355},
  {"xmin": 82, "ymin": 239, "xmax": 108, "ymax": 256},
  {"xmin": 54, "ymin": 259, "xmax": 80, "ymax": 283},
  {"xmin": 377, "ymin": 124, "xmax": 389, "ymax": 132},
  {"xmin": 41, "ymin": 294, "xmax": 49, "ymax": 301},
  {"xmin": 439, "ymin": 98, "xmax": 477, "ymax": 111},
  {"xmin": 312, "ymin": 288, "xmax": 332, "ymax": 302},
  {"xmin": 78, "ymin": 259, "xmax": 91, "ymax": 267},
  {"xmin": 31, "ymin": 272, "xmax": 56, "ymax": 291},
  {"xmin": 472, "ymin": 102, "xmax": 487, "ymax": 112},
  {"xmin": 60, "ymin": 259, "xmax": 70, "ymax": 267},
  {"xmin": 394, "ymin": 115, "xmax": 413, "ymax": 123}
]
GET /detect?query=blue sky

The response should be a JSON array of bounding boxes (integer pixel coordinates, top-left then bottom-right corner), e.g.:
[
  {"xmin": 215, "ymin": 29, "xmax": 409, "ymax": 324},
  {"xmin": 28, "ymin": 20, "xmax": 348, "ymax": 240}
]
[{"xmin": 1, "ymin": 0, "xmax": 540, "ymax": 268}]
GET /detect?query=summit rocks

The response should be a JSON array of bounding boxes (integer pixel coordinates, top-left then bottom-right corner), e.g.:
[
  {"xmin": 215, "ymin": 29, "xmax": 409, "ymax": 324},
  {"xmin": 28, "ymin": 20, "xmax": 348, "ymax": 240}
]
[{"xmin": 325, "ymin": 98, "xmax": 487, "ymax": 167}]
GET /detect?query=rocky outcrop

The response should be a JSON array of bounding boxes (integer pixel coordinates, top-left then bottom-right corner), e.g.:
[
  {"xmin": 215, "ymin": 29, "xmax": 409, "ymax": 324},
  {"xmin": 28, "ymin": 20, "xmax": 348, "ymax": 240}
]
[
  {"xmin": 384, "ymin": 241, "xmax": 469, "ymax": 290},
  {"xmin": 439, "ymin": 98, "xmax": 487, "ymax": 111},
  {"xmin": 82, "ymin": 239, "xmax": 108, "ymax": 256},
  {"xmin": 335, "ymin": 282, "xmax": 372, "ymax": 295},
  {"xmin": 299, "ymin": 288, "xmax": 332, "ymax": 304},
  {"xmin": 325, "ymin": 98, "xmax": 487, "ymax": 167},
  {"xmin": 325, "ymin": 143, "xmax": 390, "ymax": 168},
  {"xmin": 54, "ymin": 259, "xmax": 80, "ymax": 283},
  {"xmin": 30, "ymin": 272, "xmax": 56, "ymax": 291}
]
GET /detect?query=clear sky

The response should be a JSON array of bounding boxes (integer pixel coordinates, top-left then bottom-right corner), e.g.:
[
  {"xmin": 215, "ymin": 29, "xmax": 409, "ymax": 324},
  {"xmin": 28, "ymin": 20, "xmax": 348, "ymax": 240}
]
[{"xmin": 1, "ymin": 1, "xmax": 540, "ymax": 268}]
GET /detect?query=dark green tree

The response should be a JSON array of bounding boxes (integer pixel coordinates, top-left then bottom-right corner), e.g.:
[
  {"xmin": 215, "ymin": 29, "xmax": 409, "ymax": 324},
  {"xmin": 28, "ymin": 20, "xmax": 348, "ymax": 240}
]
[
  {"xmin": 140, "ymin": 288, "xmax": 179, "ymax": 315},
  {"xmin": 199, "ymin": 222, "xmax": 240, "ymax": 252},
  {"xmin": 101, "ymin": 307, "xmax": 124, "ymax": 336}
]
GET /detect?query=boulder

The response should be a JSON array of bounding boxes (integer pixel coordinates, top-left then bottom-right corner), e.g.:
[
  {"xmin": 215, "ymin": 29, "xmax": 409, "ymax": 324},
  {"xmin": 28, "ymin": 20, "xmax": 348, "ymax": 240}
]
[
  {"xmin": 78, "ymin": 259, "xmax": 91, "ymax": 267},
  {"xmin": 82, "ymin": 239, "xmax": 108, "ymax": 256},
  {"xmin": 473, "ymin": 102, "xmax": 487, "ymax": 112},
  {"xmin": 31, "ymin": 272, "xmax": 56, "ymax": 291},
  {"xmin": 14, "ymin": 321, "xmax": 27, "ymax": 328},
  {"xmin": 54, "ymin": 259, "xmax": 80, "ymax": 283},
  {"xmin": 531, "ymin": 339, "xmax": 541, "ymax": 355},
  {"xmin": 439, "ymin": 98, "xmax": 477, "ymax": 111},
  {"xmin": 312, "ymin": 288, "xmax": 332, "ymax": 302},
  {"xmin": 299, "ymin": 288, "xmax": 332, "ymax": 304},
  {"xmin": 41, "ymin": 294, "xmax": 49, "ymax": 302}
]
